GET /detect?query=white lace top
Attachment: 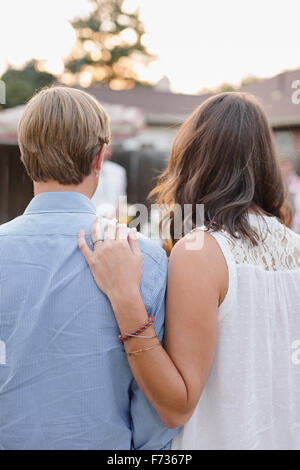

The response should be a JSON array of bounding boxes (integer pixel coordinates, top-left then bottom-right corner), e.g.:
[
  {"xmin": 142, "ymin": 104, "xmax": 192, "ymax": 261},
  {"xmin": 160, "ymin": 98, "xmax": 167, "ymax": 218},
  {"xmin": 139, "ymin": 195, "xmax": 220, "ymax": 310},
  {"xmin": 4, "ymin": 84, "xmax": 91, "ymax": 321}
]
[{"xmin": 172, "ymin": 214, "xmax": 300, "ymax": 450}]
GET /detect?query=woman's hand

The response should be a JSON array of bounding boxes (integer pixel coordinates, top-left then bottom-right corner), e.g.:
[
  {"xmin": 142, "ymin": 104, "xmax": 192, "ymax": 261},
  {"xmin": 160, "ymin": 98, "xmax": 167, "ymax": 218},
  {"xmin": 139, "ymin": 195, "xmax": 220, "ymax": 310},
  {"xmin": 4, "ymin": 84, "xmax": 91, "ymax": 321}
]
[
  {"xmin": 78, "ymin": 218, "xmax": 143, "ymax": 302},
  {"xmin": 78, "ymin": 217, "xmax": 148, "ymax": 341}
]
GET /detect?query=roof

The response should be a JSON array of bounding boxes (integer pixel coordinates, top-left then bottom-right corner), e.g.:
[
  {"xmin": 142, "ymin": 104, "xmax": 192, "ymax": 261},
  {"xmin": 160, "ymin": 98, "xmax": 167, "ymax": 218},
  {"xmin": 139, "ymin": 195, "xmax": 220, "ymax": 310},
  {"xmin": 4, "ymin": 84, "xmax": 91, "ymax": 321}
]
[
  {"xmin": 75, "ymin": 85, "xmax": 210, "ymax": 125},
  {"xmin": 239, "ymin": 69, "xmax": 300, "ymax": 128},
  {"xmin": 77, "ymin": 69, "xmax": 300, "ymax": 128},
  {"xmin": 0, "ymin": 102, "xmax": 145, "ymax": 145}
]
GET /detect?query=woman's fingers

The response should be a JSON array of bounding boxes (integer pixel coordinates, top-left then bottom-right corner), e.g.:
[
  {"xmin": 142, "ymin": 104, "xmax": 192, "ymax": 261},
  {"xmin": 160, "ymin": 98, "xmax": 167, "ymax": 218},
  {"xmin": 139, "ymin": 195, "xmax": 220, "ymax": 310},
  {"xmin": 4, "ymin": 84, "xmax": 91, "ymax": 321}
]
[
  {"xmin": 104, "ymin": 218, "xmax": 117, "ymax": 240},
  {"xmin": 79, "ymin": 220, "xmax": 139, "ymax": 262},
  {"xmin": 78, "ymin": 222, "xmax": 142, "ymax": 299},
  {"xmin": 78, "ymin": 230, "xmax": 94, "ymax": 266},
  {"xmin": 116, "ymin": 223, "xmax": 128, "ymax": 242},
  {"xmin": 91, "ymin": 218, "xmax": 102, "ymax": 246},
  {"xmin": 128, "ymin": 228, "xmax": 141, "ymax": 255}
]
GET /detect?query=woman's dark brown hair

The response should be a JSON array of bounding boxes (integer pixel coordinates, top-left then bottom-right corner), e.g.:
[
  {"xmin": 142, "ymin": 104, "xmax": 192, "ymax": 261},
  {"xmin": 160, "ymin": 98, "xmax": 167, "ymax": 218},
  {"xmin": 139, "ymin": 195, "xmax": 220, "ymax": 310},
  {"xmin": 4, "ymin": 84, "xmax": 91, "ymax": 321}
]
[{"xmin": 149, "ymin": 92, "xmax": 291, "ymax": 247}]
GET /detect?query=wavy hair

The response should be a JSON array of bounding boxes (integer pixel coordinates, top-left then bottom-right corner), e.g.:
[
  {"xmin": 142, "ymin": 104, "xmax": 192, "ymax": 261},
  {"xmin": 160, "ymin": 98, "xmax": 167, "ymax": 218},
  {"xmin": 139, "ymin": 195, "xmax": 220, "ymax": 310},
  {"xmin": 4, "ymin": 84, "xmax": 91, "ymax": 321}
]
[{"xmin": 149, "ymin": 92, "xmax": 291, "ymax": 247}]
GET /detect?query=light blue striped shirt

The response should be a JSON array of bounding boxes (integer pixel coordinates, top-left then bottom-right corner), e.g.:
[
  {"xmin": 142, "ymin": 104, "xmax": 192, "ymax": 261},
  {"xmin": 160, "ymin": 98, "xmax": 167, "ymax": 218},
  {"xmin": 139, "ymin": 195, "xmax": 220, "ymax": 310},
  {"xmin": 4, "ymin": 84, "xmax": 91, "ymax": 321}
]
[{"xmin": 0, "ymin": 192, "xmax": 177, "ymax": 450}]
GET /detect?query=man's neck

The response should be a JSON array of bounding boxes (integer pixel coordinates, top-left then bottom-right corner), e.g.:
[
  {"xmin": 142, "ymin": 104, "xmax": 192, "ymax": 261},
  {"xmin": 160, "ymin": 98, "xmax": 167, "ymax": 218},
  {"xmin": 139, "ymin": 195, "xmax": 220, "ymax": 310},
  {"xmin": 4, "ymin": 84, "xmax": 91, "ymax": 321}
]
[{"xmin": 34, "ymin": 178, "xmax": 96, "ymax": 199}]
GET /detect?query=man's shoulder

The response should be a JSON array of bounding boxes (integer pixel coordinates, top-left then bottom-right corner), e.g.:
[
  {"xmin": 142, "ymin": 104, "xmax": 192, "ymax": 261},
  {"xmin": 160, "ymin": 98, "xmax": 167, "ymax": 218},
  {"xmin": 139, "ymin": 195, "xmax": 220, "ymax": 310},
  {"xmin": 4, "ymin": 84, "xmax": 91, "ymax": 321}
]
[
  {"xmin": 0, "ymin": 212, "xmax": 97, "ymax": 238},
  {"xmin": 0, "ymin": 215, "xmax": 25, "ymax": 236},
  {"xmin": 138, "ymin": 235, "xmax": 167, "ymax": 269}
]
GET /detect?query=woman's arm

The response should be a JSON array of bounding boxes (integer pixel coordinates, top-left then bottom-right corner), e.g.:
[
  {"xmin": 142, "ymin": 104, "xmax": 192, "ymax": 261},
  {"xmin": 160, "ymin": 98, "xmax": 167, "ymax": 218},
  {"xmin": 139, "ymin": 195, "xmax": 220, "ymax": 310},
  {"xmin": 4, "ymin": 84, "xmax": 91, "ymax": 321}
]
[{"xmin": 78, "ymin": 220, "xmax": 228, "ymax": 428}]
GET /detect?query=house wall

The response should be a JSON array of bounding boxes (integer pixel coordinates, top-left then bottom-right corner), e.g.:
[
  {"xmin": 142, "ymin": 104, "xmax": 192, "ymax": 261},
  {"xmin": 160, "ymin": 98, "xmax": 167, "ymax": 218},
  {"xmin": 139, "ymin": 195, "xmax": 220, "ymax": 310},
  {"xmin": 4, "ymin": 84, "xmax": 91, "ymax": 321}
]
[
  {"xmin": 128, "ymin": 124, "xmax": 300, "ymax": 155},
  {"xmin": 123, "ymin": 124, "xmax": 179, "ymax": 152},
  {"xmin": 273, "ymin": 128, "xmax": 300, "ymax": 156}
]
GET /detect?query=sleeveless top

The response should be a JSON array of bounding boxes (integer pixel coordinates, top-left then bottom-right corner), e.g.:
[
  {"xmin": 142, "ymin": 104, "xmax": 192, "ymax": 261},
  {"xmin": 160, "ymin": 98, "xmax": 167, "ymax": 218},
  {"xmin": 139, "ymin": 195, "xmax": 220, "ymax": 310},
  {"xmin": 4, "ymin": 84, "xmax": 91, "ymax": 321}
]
[{"xmin": 172, "ymin": 214, "xmax": 300, "ymax": 450}]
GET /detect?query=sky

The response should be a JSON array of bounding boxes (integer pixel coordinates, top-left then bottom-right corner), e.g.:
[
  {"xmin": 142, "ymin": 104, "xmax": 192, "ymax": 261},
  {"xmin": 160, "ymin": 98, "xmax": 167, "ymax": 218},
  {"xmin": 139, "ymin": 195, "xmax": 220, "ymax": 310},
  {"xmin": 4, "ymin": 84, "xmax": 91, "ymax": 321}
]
[{"xmin": 1, "ymin": 0, "xmax": 300, "ymax": 94}]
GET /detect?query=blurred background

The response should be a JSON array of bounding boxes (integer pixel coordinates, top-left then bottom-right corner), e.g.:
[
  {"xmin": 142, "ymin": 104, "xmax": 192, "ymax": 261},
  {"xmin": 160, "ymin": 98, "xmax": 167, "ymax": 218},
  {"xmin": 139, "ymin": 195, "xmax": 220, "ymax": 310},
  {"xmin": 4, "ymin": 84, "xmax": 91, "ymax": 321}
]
[{"xmin": 1, "ymin": 0, "xmax": 300, "ymax": 232}]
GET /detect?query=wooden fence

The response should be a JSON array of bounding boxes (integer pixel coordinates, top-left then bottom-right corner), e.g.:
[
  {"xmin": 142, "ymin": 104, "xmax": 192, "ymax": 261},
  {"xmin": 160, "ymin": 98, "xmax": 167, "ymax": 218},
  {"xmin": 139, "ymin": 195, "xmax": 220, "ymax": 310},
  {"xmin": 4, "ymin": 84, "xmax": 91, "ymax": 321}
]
[
  {"xmin": 0, "ymin": 144, "xmax": 168, "ymax": 224},
  {"xmin": 0, "ymin": 144, "xmax": 33, "ymax": 224}
]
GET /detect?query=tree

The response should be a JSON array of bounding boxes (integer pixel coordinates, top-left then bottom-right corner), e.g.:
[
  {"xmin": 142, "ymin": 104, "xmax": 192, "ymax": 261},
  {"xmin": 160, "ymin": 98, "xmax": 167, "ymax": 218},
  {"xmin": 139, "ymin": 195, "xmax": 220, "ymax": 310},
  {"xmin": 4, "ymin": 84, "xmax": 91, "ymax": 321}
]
[
  {"xmin": 240, "ymin": 75, "xmax": 258, "ymax": 87},
  {"xmin": 65, "ymin": 0, "xmax": 153, "ymax": 89},
  {"xmin": 215, "ymin": 82, "xmax": 236, "ymax": 93},
  {"xmin": 1, "ymin": 60, "xmax": 55, "ymax": 108}
]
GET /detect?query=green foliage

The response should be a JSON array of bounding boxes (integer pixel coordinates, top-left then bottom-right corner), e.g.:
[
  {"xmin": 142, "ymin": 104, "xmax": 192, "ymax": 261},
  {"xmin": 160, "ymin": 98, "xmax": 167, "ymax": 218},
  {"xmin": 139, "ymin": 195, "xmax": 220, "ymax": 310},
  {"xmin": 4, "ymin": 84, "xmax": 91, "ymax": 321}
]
[
  {"xmin": 240, "ymin": 75, "xmax": 259, "ymax": 87},
  {"xmin": 65, "ymin": 0, "xmax": 153, "ymax": 88},
  {"xmin": 215, "ymin": 82, "xmax": 237, "ymax": 93},
  {"xmin": 1, "ymin": 60, "xmax": 56, "ymax": 108}
]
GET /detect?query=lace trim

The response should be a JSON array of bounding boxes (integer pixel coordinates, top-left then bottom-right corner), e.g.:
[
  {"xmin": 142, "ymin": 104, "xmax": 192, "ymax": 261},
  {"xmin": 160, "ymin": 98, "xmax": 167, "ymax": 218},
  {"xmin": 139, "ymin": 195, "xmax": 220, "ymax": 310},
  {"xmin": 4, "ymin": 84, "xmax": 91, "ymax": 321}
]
[{"xmin": 221, "ymin": 218, "xmax": 300, "ymax": 271}]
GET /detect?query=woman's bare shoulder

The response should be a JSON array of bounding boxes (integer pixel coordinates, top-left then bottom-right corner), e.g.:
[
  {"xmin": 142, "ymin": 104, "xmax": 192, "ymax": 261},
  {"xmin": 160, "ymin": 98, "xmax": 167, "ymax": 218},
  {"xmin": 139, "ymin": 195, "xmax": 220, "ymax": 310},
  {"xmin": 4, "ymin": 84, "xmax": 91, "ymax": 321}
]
[
  {"xmin": 169, "ymin": 230, "xmax": 228, "ymax": 304},
  {"xmin": 170, "ymin": 230, "xmax": 224, "ymax": 263}
]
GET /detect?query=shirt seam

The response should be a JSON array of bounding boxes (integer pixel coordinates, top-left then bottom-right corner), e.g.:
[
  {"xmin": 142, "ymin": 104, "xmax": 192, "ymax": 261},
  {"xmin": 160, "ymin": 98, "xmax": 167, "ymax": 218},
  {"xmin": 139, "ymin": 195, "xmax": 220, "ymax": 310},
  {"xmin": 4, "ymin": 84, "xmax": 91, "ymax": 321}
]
[
  {"xmin": 0, "ymin": 233, "xmax": 93, "ymax": 238},
  {"xmin": 23, "ymin": 210, "xmax": 96, "ymax": 215},
  {"xmin": 141, "ymin": 247, "xmax": 165, "ymax": 266},
  {"xmin": 146, "ymin": 250, "xmax": 167, "ymax": 316}
]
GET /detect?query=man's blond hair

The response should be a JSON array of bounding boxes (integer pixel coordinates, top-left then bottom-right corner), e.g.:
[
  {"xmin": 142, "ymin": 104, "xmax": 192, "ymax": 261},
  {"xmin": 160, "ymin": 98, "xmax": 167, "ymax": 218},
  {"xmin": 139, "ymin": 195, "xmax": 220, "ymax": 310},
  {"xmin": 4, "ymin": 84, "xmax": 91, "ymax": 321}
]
[{"xmin": 18, "ymin": 86, "xmax": 110, "ymax": 184}]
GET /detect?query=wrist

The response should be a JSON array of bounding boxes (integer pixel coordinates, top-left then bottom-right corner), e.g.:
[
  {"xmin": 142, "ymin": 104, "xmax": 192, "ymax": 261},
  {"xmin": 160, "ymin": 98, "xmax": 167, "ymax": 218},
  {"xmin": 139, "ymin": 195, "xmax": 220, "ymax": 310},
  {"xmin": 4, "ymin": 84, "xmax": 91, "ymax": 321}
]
[
  {"xmin": 110, "ymin": 286, "xmax": 141, "ymax": 311},
  {"xmin": 110, "ymin": 288, "xmax": 149, "ymax": 332}
]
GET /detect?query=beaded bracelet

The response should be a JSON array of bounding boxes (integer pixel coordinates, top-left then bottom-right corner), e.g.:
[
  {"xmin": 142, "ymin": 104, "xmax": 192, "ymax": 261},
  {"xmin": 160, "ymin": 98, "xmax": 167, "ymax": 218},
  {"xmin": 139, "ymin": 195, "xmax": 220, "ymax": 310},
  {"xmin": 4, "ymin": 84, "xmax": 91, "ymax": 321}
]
[{"xmin": 118, "ymin": 315, "xmax": 155, "ymax": 343}]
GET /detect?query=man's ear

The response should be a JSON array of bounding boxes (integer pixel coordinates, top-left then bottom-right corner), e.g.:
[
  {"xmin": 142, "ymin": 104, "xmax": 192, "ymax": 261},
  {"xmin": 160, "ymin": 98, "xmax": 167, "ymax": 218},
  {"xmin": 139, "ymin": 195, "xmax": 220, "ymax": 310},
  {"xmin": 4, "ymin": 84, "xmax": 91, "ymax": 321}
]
[{"xmin": 94, "ymin": 145, "xmax": 106, "ymax": 174}]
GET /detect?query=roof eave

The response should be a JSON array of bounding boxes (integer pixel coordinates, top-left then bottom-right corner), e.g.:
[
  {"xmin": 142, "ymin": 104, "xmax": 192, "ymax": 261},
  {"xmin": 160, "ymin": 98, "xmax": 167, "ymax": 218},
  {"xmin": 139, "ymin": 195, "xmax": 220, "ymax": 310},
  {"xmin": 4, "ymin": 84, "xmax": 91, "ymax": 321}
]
[
  {"xmin": 269, "ymin": 115, "xmax": 300, "ymax": 128},
  {"xmin": 146, "ymin": 113, "xmax": 187, "ymax": 126}
]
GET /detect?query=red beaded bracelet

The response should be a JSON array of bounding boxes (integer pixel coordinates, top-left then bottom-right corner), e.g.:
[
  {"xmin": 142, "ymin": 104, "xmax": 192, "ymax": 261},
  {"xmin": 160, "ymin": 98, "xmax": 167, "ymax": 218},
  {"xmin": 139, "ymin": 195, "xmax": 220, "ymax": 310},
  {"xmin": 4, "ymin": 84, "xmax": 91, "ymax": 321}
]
[{"xmin": 118, "ymin": 316, "xmax": 155, "ymax": 343}]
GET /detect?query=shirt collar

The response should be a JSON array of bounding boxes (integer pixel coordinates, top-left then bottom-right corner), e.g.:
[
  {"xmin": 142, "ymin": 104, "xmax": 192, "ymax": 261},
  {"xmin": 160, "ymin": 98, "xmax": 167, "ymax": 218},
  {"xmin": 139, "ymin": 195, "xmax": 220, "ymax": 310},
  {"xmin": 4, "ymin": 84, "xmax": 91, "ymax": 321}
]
[{"xmin": 24, "ymin": 192, "xmax": 97, "ymax": 215}]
